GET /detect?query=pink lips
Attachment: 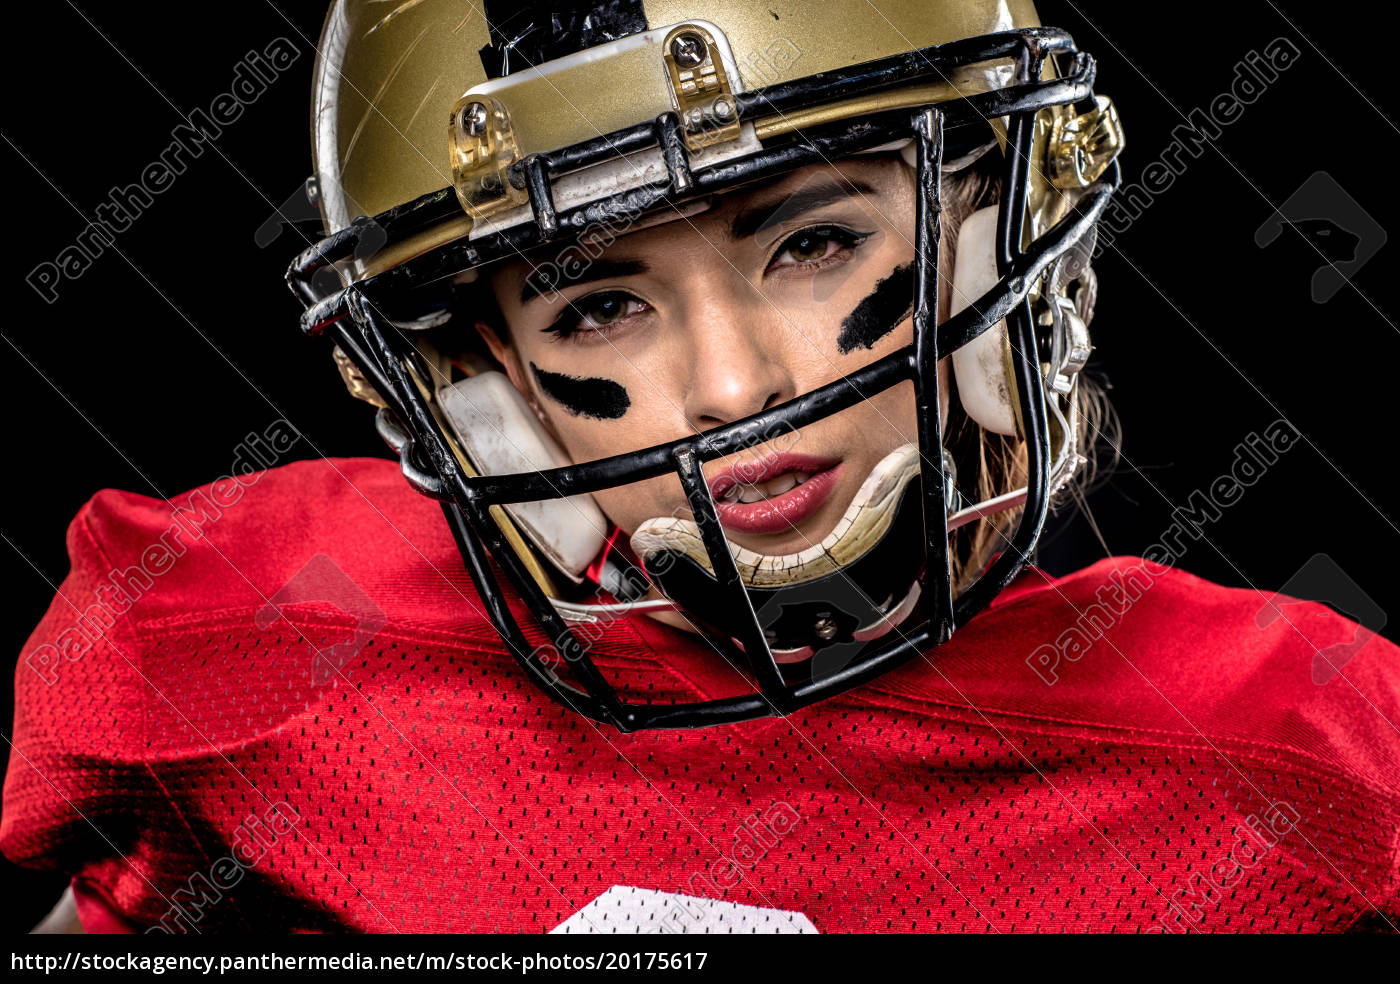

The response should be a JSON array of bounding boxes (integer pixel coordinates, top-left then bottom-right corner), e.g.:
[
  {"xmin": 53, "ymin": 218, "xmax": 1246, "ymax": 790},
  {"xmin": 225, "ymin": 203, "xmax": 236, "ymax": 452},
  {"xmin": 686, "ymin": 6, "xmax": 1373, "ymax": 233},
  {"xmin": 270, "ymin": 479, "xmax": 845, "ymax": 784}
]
[{"xmin": 708, "ymin": 452, "xmax": 843, "ymax": 535}]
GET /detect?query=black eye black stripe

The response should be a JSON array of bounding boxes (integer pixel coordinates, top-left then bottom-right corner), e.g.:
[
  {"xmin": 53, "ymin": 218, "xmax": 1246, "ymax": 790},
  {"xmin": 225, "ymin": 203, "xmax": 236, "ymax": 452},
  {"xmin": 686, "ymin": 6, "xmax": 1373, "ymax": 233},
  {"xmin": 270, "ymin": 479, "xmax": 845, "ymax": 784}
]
[
  {"xmin": 531, "ymin": 362, "xmax": 631, "ymax": 420},
  {"xmin": 836, "ymin": 262, "xmax": 915, "ymax": 354}
]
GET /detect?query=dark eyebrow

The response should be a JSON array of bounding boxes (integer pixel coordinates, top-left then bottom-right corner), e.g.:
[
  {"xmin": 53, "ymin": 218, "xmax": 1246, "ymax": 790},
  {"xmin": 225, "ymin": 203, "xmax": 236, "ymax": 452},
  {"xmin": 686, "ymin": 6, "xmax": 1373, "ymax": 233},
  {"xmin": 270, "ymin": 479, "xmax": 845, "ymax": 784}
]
[
  {"xmin": 728, "ymin": 180, "xmax": 877, "ymax": 242},
  {"xmin": 520, "ymin": 258, "xmax": 649, "ymax": 304}
]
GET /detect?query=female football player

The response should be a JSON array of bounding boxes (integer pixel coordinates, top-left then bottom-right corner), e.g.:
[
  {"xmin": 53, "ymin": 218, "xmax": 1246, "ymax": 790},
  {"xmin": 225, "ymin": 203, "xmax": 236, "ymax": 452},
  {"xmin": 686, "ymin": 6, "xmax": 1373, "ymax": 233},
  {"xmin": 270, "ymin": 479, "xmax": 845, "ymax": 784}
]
[{"xmin": 5, "ymin": 0, "xmax": 1398, "ymax": 935}]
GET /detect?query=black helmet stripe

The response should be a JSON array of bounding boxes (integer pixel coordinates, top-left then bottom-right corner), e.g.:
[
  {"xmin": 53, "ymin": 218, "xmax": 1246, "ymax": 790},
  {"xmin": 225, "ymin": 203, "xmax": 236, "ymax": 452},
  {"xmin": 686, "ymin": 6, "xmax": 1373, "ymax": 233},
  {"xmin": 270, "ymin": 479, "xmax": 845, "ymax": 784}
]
[{"xmin": 479, "ymin": 0, "xmax": 650, "ymax": 79}]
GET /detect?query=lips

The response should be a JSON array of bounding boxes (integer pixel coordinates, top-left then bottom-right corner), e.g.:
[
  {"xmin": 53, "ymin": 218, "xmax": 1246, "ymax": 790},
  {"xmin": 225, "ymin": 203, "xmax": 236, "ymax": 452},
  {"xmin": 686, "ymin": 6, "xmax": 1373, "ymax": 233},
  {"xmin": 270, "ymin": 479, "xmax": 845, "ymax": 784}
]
[{"xmin": 708, "ymin": 452, "xmax": 843, "ymax": 535}]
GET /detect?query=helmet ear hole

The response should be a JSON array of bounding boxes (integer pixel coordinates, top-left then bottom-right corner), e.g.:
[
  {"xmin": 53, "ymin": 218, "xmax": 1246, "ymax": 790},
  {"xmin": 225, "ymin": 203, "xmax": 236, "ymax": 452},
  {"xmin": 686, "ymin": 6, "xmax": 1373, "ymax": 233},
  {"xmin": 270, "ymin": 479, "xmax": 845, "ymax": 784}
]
[{"xmin": 950, "ymin": 206, "xmax": 1017, "ymax": 436}]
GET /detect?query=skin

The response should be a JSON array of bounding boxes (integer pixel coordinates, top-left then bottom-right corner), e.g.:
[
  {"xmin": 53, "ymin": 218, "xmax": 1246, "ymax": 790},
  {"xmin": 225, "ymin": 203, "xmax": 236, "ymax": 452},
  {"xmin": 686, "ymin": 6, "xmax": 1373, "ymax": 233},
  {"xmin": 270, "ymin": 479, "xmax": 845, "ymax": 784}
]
[{"xmin": 478, "ymin": 156, "xmax": 953, "ymax": 560}]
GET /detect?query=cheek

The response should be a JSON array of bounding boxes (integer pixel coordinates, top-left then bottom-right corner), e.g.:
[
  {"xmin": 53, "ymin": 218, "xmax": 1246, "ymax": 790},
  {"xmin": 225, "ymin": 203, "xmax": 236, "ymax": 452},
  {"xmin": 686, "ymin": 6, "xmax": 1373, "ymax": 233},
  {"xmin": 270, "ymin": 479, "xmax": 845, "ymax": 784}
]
[
  {"xmin": 531, "ymin": 355, "xmax": 680, "ymax": 462},
  {"xmin": 528, "ymin": 380, "xmax": 686, "ymax": 535},
  {"xmin": 785, "ymin": 242, "xmax": 920, "ymax": 369},
  {"xmin": 545, "ymin": 411, "xmax": 639, "ymax": 465},
  {"xmin": 590, "ymin": 473, "xmax": 679, "ymax": 535},
  {"xmin": 833, "ymin": 358, "xmax": 949, "ymax": 453}
]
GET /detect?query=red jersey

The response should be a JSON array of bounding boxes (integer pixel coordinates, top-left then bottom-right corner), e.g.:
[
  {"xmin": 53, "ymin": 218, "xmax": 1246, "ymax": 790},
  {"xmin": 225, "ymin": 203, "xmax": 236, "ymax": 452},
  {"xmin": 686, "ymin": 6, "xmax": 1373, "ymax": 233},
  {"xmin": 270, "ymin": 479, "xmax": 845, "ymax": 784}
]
[{"xmin": 4, "ymin": 457, "xmax": 1399, "ymax": 933}]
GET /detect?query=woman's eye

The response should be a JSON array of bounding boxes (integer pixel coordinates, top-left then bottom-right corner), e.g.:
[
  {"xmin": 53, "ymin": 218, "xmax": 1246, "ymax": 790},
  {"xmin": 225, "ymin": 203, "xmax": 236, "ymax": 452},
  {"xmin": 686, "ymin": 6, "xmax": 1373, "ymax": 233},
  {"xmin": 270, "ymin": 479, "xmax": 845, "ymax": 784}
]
[
  {"xmin": 545, "ymin": 291, "xmax": 648, "ymax": 338},
  {"xmin": 770, "ymin": 226, "xmax": 867, "ymax": 270},
  {"xmin": 579, "ymin": 293, "xmax": 642, "ymax": 327}
]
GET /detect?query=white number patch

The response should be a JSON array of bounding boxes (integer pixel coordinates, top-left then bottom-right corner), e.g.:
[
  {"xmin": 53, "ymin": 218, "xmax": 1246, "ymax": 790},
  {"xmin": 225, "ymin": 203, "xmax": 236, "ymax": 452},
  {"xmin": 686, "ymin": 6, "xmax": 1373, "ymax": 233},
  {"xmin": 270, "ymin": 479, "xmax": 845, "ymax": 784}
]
[{"xmin": 551, "ymin": 886, "xmax": 818, "ymax": 934}]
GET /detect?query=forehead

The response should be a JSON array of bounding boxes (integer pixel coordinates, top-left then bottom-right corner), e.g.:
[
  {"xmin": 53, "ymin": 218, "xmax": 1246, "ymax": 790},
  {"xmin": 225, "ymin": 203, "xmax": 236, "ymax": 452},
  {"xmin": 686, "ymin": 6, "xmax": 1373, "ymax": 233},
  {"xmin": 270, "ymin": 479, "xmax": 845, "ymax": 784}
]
[
  {"xmin": 700, "ymin": 154, "xmax": 911, "ymax": 231},
  {"xmin": 491, "ymin": 156, "xmax": 910, "ymax": 287}
]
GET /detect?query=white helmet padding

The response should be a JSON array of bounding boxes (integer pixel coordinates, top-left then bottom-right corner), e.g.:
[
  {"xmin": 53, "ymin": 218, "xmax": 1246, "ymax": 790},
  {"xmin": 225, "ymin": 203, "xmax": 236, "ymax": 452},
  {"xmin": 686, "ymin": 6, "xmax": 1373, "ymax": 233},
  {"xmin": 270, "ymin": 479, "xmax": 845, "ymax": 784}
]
[
  {"xmin": 439, "ymin": 372, "xmax": 608, "ymax": 582},
  {"xmin": 950, "ymin": 205, "xmax": 1018, "ymax": 436}
]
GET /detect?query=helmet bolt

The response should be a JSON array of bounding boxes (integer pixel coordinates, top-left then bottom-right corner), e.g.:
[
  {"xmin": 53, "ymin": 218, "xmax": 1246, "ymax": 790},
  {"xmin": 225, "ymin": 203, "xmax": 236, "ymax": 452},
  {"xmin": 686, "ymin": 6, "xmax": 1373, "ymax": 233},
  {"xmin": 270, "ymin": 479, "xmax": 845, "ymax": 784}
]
[
  {"xmin": 462, "ymin": 101, "xmax": 489, "ymax": 136},
  {"xmin": 671, "ymin": 32, "xmax": 706, "ymax": 68},
  {"xmin": 813, "ymin": 616, "xmax": 839, "ymax": 642},
  {"xmin": 713, "ymin": 97, "xmax": 734, "ymax": 120}
]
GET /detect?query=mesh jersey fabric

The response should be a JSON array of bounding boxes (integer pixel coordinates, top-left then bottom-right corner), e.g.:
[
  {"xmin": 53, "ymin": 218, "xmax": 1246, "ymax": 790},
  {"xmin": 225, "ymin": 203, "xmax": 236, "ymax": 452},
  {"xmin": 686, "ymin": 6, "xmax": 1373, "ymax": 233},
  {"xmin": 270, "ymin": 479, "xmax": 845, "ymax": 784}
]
[{"xmin": 3, "ymin": 456, "xmax": 1398, "ymax": 933}]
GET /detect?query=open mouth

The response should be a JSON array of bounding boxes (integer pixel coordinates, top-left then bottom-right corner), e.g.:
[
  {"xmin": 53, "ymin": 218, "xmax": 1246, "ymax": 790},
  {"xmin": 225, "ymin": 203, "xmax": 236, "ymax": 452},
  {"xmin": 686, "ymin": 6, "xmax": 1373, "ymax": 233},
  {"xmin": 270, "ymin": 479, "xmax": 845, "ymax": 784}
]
[{"xmin": 708, "ymin": 452, "xmax": 843, "ymax": 535}]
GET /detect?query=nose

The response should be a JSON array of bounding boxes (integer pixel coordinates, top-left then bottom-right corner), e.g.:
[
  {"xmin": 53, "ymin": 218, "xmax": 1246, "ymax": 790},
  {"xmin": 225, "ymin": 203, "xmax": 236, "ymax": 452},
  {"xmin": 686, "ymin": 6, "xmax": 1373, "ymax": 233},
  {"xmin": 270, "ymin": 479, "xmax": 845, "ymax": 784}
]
[{"xmin": 679, "ymin": 288, "xmax": 797, "ymax": 429}]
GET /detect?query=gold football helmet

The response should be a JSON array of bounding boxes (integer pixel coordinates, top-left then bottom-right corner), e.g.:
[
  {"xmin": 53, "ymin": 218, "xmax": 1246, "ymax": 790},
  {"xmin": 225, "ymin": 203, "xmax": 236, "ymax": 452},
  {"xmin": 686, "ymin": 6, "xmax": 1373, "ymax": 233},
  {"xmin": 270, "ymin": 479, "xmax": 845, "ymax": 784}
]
[{"xmin": 288, "ymin": 0, "xmax": 1124, "ymax": 730}]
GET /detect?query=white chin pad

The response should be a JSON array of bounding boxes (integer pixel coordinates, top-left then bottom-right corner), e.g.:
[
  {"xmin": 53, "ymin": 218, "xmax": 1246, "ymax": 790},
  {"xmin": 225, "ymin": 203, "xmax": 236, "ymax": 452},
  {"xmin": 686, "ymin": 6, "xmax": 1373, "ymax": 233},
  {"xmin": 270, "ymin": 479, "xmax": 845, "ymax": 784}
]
[
  {"xmin": 630, "ymin": 444, "xmax": 919, "ymax": 589},
  {"xmin": 951, "ymin": 206, "xmax": 1018, "ymax": 436},
  {"xmin": 439, "ymin": 372, "xmax": 607, "ymax": 582}
]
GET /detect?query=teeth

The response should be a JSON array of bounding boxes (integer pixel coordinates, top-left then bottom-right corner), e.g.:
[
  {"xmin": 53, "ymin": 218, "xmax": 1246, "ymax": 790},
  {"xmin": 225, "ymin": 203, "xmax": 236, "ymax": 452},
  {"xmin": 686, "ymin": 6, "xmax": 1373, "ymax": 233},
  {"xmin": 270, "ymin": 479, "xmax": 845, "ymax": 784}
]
[{"xmin": 717, "ymin": 470, "xmax": 814, "ymax": 505}]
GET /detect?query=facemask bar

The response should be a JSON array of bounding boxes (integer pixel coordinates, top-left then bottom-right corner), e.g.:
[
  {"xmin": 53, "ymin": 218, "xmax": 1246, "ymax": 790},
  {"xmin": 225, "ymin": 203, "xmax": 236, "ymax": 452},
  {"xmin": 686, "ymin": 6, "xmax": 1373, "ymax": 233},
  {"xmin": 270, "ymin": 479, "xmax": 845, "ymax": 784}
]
[
  {"xmin": 335, "ymin": 125, "xmax": 1117, "ymax": 732},
  {"xmin": 911, "ymin": 108, "xmax": 954, "ymax": 648}
]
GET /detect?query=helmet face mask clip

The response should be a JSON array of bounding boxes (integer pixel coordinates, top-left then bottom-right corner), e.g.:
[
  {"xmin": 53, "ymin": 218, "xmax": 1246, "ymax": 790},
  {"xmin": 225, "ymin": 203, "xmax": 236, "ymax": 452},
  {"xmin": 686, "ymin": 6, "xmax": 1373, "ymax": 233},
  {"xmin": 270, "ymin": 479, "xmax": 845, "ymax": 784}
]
[{"xmin": 291, "ymin": 6, "xmax": 1123, "ymax": 732}]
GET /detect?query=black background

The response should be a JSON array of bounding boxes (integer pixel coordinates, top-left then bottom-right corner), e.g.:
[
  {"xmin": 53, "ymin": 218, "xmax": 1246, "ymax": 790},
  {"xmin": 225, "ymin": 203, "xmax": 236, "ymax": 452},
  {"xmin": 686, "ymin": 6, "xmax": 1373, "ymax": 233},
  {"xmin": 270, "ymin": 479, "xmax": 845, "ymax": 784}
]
[{"xmin": 2, "ymin": 1, "xmax": 1396, "ymax": 930}]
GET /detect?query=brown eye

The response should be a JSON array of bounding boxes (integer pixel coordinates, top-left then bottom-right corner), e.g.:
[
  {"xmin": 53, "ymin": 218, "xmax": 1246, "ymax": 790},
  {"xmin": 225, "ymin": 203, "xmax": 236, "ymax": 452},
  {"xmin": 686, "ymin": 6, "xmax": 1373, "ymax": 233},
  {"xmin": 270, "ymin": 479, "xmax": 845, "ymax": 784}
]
[
  {"xmin": 769, "ymin": 225, "xmax": 869, "ymax": 271},
  {"xmin": 786, "ymin": 231, "xmax": 834, "ymax": 263},
  {"xmin": 580, "ymin": 293, "xmax": 633, "ymax": 326},
  {"xmin": 544, "ymin": 291, "xmax": 649, "ymax": 339}
]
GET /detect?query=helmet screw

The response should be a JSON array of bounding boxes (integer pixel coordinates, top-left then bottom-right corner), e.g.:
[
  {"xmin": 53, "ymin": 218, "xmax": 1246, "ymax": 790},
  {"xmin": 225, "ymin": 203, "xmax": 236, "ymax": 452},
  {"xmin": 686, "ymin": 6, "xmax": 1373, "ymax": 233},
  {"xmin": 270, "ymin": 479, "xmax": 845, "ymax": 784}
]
[
  {"xmin": 671, "ymin": 32, "xmax": 706, "ymax": 68},
  {"xmin": 462, "ymin": 101, "xmax": 489, "ymax": 136},
  {"xmin": 813, "ymin": 616, "xmax": 839, "ymax": 642},
  {"xmin": 713, "ymin": 97, "xmax": 734, "ymax": 120}
]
